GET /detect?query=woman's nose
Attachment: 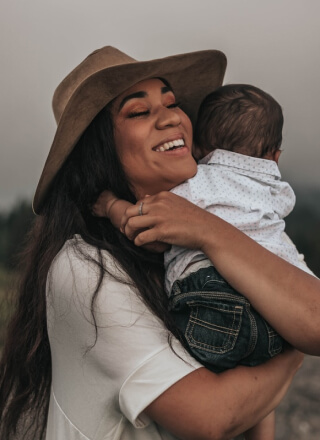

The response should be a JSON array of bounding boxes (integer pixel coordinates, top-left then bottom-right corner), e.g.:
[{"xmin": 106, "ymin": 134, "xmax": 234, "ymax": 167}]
[{"xmin": 156, "ymin": 106, "xmax": 181, "ymax": 129}]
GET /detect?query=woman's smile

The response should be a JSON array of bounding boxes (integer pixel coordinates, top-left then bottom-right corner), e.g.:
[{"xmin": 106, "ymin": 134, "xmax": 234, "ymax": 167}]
[
  {"xmin": 112, "ymin": 78, "xmax": 197, "ymax": 198},
  {"xmin": 153, "ymin": 136, "xmax": 185, "ymax": 152}
]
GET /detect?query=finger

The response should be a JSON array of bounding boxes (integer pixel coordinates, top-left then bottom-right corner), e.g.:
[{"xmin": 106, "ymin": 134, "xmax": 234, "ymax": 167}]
[
  {"xmin": 142, "ymin": 242, "xmax": 171, "ymax": 253},
  {"xmin": 120, "ymin": 199, "xmax": 156, "ymax": 231},
  {"xmin": 120, "ymin": 204, "xmax": 144, "ymax": 231},
  {"xmin": 91, "ymin": 204, "xmax": 99, "ymax": 217},
  {"xmin": 92, "ymin": 202, "xmax": 105, "ymax": 217},
  {"xmin": 134, "ymin": 228, "xmax": 165, "ymax": 247},
  {"xmin": 123, "ymin": 216, "xmax": 157, "ymax": 241},
  {"xmin": 126, "ymin": 202, "xmax": 150, "ymax": 218}
]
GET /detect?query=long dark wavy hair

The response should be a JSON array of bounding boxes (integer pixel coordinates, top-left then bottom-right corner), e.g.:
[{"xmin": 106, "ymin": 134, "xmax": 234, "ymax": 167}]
[{"xmin": 0, "ymin": 104, "xmax": 182, "ymax": 439}]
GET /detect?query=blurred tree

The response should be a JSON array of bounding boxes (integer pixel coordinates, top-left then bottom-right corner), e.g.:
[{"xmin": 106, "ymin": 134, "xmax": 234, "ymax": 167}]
[
  {"xmin": 0, "ymin": 200, "xmax": 34, "ymax": 269},
  {"xmin": 286, "ymin": 198, "xmax": 320, "ymax": 277},
  {"xmin": 0, "ymin": 191, "xmax": 319, "ymax": 275}
]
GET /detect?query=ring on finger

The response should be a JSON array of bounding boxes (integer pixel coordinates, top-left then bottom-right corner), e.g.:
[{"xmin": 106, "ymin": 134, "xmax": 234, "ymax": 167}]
[{"xmin": 138, "ymin": 202, "xmax": 144, "ymax": 216}]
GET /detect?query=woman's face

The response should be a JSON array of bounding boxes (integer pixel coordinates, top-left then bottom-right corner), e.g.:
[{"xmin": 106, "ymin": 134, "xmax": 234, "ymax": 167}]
[{"xmin": 112, "ymin": 78, "xmax": 196, "ymax": 198}]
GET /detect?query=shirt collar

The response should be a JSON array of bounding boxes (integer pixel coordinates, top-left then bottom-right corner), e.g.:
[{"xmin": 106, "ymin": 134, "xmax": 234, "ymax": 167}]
[{"xmin": 200, "ymin": 149, "xmax": 282, "ymax": 179}]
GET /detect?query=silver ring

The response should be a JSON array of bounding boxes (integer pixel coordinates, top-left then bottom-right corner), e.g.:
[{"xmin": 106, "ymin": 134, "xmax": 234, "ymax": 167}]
[{"xmin": 138, "ymin": 202, "xmax": 144, "ymax": 216}]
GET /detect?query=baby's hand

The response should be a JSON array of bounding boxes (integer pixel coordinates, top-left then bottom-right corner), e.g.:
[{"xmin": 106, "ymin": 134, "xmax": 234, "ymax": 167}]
[
  {"xmin": 92, "ymin": 190, "xmax": 117, "ymax": 218},
  {"xmin": 93, "ymin": 191, "xmax": 132, "ymax": 230}
]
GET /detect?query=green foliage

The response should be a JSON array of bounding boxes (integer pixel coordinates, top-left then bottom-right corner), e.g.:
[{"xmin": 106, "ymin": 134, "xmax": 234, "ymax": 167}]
[
  {"xmin": 0, "ymin": 200, "xmax": 34, "ymax": 269},
  {"xmin": 0, "ymin": 192, "xmax": 319, "ymax": 351},
  {"xmin": 0, "ymin": 192, "xmax": 319, "ymax": 274}
]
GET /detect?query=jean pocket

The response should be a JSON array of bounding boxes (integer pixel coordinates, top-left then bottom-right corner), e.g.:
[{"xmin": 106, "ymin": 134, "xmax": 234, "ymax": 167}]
[
  {"xmin": 263, "ymin": 321, "xmax": 284, "ymax": 357},
  {"xmin": 183, "ymin": 294, "xmax": 244, "ymax": 355}
]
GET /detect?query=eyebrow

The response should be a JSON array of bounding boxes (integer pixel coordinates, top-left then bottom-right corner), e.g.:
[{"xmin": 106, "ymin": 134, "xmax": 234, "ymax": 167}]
[{"xmin": 118, "ymin": 86, "xmax": 173, "ymax": 111}]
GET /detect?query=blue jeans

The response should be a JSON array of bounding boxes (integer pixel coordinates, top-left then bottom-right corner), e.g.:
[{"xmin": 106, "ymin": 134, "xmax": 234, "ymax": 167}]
[{"xmin": 169, "ymin": 266, "xmax": 284, "ymax": 373}]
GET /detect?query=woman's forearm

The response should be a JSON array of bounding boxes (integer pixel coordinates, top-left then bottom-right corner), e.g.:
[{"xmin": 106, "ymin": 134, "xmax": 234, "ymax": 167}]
[
  {"xmin": 200, "ymin": 213, "xmax": 320, "ymax": 355},
  {"xmin": 123, "ymin": 192, "xmax": 320, "ymax": 355},
  {"xmin": 145, "ymin": 349, "xmax": 303, "ymax": 440}
]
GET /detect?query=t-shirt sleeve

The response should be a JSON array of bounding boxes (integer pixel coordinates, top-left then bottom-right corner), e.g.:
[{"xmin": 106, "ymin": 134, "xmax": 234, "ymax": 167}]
[
  {"xmin": 93, "ymin": 257, "xmax": 202, "ymax": 428},
  {"xmin": 48, "ymin": 240, "xmax": 202, "ymax": 429},
  {"xmin": 119, "ymin": 339, "xmax": 202, "ymax": 428}
]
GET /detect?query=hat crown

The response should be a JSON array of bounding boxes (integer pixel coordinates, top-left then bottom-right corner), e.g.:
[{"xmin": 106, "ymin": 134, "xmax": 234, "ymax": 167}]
[{"xmin": 52, "ymin": 46, "xmax": 136, "ymax": 123}]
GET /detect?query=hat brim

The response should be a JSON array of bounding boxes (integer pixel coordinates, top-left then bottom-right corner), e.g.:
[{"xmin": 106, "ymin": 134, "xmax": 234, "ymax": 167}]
[{"xmin": 33, "ymin": 49, "xmax": 227, "ymax": 214}]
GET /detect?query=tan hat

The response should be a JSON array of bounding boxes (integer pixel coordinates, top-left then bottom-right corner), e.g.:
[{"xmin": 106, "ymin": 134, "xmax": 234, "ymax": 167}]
[{"xmin": 33, "ymin": 46, "xmax": 227, "ymax": 214}]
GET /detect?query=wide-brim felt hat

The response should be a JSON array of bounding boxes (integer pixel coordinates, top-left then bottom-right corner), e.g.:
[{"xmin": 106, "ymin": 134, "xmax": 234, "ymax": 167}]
[{"xmin": 33, "ymin": 45, "xmax": 227, "ymax": 214}]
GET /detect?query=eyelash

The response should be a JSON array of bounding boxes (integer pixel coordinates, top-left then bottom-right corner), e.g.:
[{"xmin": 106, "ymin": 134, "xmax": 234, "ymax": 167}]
[
  {"xmin": 168, "ymin": 102, "xmax": 180, "ymax": 109},
  {"xmin": 128, "ymin": 110, "xmax": 149, "ymax": 118},
  {"xmin": 128, "ymin": 102, "xmax": 180, "ymax": 118}
]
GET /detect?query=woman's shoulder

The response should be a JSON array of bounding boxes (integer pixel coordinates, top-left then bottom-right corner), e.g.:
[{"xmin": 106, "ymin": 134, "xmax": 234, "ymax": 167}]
[
  {"xmin": 51, "ymin": 234, "xmax": 129, "ymax": 282},
  {"xmin": 48, "ymin": 235, "xmax": 135, "ymax": 309},
  {"xmin": 47, "ymin": 235, "xmax": 169, "ymax": 340}
]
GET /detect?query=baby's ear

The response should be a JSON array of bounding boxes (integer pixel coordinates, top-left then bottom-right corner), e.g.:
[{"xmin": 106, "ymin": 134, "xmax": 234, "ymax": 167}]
[{"xmin": 274, "ymin": 149, "xmax": 281, "ymax": 164}]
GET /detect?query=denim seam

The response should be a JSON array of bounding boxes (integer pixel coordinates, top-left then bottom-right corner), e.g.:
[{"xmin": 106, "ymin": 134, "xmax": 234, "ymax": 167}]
[
  {"xmin": 186, "ymin": 304, "xmax": 243, "ymax": 354},
  {"xmin": 264, "ymin": 321, "xmax": 283, "ymax": 356},
  {"xmin": 170, "ymin": 290, "xmax": 249, "ymax": 307},
  {"xmin": 243, "ymin": 304, "xmax": 258, "ymax": 358}
]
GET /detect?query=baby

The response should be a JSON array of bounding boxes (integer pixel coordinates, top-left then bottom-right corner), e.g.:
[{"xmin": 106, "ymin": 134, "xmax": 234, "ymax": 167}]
[
  {"xmin": 165, "ymin": 84, "xmax": 313, "ymax": 368},
  {"xmin": 97, "ymin": 84, "xmax": 314, "ymax": 440}
]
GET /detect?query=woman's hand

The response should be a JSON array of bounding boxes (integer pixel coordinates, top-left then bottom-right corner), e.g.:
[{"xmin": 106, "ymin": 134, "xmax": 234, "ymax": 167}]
[
  {"xmin": 93, "ymin": 191, "xmax": 170, "ymax": 253},
  {"xmin": 121, "ymin": 191, "xmax": 212, "ymax": 250},
  {"xmin": 122, "ymin": 191, "xmax": 320, "ymax": 356}
]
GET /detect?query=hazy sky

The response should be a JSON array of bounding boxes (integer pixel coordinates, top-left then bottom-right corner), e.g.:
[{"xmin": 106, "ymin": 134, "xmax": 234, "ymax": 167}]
[{"xmin": 1, "ymin": 0, "xmax": 319, "ymax": 211}]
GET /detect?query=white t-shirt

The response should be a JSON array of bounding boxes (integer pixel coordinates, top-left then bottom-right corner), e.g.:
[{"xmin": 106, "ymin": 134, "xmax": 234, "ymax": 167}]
[
  {"xmin": 45, "ymin": 236, "xmax": 201, "ymax": 440},
  {"xmin": 165, "ymin": 149, "xmax": 314, "ymax": 292}
]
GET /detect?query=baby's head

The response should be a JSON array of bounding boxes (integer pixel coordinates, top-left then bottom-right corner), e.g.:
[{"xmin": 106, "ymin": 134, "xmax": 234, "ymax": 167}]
[{"xmin": 194, "ymin": 84, "xmax": 283, "ymax": 162}]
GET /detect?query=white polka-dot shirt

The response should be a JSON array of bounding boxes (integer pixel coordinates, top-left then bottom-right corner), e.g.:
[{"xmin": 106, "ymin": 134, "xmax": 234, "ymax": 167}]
[{"xmin": 165, "ymin": 149, "xmax": 314, "ymax": 293}]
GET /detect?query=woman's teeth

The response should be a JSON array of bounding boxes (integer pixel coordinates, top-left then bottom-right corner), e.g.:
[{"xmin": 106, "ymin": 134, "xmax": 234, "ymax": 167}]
[{"xmin": 155, "ymin": 139, "xmax": 185, "ymax": 152}]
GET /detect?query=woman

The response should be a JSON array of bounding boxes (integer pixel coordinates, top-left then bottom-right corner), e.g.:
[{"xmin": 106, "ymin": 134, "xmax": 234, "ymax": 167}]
[{"xmin": 0, "ymin": 46, "xmax": 318, "ymax": 440}]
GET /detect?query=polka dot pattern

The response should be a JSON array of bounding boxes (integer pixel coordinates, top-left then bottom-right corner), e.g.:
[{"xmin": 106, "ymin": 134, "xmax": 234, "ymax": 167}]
[{"xmin": 164, "ymin": 149, "xmax": 314, "ymax": 293}]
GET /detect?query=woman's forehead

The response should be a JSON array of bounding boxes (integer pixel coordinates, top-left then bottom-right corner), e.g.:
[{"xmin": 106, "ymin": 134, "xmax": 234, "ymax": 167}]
[{"xmin": 123, "ymin": 78, "xmax": 170, "ymax": 94}]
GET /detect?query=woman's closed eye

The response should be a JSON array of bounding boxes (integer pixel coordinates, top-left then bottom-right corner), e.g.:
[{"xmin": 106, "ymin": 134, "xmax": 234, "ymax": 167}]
[
  {"xmin": 128, "ymin": 109, "xmax": 149, "ymax": 118},
  {"xmin": 167, "ymin": 102, "xmax": 180, "ymax": 109},
  {"xmin": 127, "ymin": 101, "xmax": 181, "ymax": 118}
]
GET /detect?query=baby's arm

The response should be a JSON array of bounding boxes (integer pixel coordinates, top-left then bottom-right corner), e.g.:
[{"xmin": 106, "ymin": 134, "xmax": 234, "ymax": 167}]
[
  {"xmin": 93, "ymin": 191, "xmax": 170, "ymax": 253},
  {"xmin": 244, "ymin": 411, "xmax": 275, "ymax": 440},
  {"xmin": 93, "ymin": 190, "xmax": 132, "ymax": 230}
]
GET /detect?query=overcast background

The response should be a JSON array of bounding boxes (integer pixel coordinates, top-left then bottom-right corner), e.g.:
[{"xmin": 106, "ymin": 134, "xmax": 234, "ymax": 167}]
[{"xmin": 1, "ymin": 0, "xmax": 319, "ymax": 211}]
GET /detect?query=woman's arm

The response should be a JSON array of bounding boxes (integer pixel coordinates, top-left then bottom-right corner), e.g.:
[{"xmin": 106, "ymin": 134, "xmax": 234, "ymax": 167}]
[
  {"xmin": 145, "ymin": 349, "xmax": 302, "ymax": 440},
  {"xmin": 53, "ymin": 241, "xmax": 302, "ymax": 440},
  {"xmin": 121, "ymin": 192, "xmax": 320, "ymax": 355},
  {"xmin": 244, "ymin": 411, "xmax": 275, "ymax": 440}
]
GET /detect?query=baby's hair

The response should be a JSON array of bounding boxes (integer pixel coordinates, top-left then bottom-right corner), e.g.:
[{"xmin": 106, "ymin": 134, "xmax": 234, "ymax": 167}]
[{"xmin": 194, "ymin": 84, "xmax": 283, "ymax": 158}]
